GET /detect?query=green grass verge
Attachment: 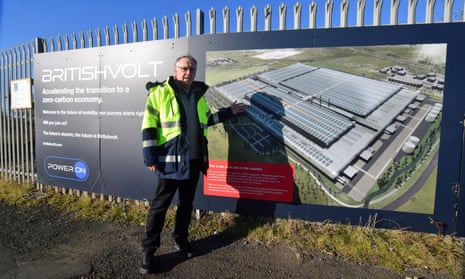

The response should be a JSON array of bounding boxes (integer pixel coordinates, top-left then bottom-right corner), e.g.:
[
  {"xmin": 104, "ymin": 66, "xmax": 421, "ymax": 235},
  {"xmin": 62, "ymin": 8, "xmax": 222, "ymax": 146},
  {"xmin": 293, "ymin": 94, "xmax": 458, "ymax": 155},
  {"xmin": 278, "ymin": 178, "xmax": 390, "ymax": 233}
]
[{"xmin": 0, "ymin": 178, "xmax": 463, "ymax": 276}]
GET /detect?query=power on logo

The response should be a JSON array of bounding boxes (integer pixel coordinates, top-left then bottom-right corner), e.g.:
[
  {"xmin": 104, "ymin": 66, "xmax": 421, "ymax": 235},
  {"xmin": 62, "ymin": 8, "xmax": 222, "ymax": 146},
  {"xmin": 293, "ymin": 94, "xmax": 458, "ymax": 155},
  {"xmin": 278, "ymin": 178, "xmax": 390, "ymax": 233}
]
[{"xmin": 44, "ymin": 156, "xmax": 89, "ymax": 181}]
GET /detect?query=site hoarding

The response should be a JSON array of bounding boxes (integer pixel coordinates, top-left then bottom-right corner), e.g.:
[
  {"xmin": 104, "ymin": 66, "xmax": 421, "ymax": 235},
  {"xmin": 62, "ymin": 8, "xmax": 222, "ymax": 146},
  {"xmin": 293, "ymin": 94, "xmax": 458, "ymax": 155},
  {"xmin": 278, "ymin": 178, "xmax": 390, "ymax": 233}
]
[{"xmin": 34, "ymin": 23, "xmax": 465, "ymax": 235}]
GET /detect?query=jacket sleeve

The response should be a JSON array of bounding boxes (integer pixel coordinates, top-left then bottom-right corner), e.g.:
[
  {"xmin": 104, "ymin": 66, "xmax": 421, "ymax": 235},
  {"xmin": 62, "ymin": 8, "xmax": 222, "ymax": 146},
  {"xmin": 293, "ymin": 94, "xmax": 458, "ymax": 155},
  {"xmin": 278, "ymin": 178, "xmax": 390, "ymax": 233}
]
[
  {"xmin": 141, "ymin": 87, "xmax": 160, "ymax": 166},
  {"xmin": 207, "ymin": 107, "xmax": 234, "ymax": 126}
]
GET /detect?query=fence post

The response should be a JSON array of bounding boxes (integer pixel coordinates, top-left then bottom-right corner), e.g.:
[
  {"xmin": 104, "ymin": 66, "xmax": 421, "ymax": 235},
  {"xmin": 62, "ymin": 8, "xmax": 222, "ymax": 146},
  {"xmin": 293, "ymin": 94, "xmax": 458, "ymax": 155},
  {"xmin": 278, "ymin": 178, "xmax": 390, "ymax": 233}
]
[
  {"xmin": 390, "ymin": 0, "xmax": 400, "ymax": 25},
  {"xmin": 163, "ymin": 16, "xmax": 169, "ymax": 39},
  {"xmin": 209, "ymin": 8, "xmax": 216, "ymax": 34},
  {"xmin": 294, "ymin": 2, "xmax": 302, "ymax": 30},
  {"xmin": 96, "ymin": 28, "xmax": 102, "ymax": 47},
  {"xmin": 142, "ymin": 19, "xmax": 148, "ymax": 41},
  {"xmin": 251, "ymin": 5, "xmax": 258, "ymax": 32},
  {"xmin": 408, "ymin": 0, "xmax": 418, "ymax": 24},
  {"xmin": 310, "ymin": 2, "xmax": 318, "ymax": 29},
  {"xmin": 325, "ymin": 0, "xmax": 334, "ymax": 28},
  {"xmin": 279, "ymin": 3, "xmax": 287, "ymax": 30},
  {"xmin": 132, "ymin": 21, "xmax": 139, "ymax": 42},
  {"xmin": 265, "ymin": 4, "xmax": 272, "ymax": 31},
  {"xmin": 173, "ymin": 13, "xmax": 180, "ymax": 38},
  {"xmin": 223, "ymin": 6, "xmax": 230, "ymax": 33},
  {"xmin": 152, "ymin": 18, "xmax": 158, "ymax": 40},
  {"xmin": 444, "ymin": 0, "xmax": 454, "ymax": 23},
  {"xmin": 122, "ymin": 23, "xmax": 128, "ymax": 44},
  {"xmin": 341, "ymin": 0, "xmax": 349, "ymax": 27},
  {"xmin": 196, "ymin": 9, "xmax": 204, "ymax": 35},
  {"xmin": 185, "ymin": 12, "xmax": 192, "ymax": 37},
  {"xmin": 357, "ymin": 0, "xmax": 366, "ymax": 26},
  {"xmin": 236, "ymin": 6, "xmax": 244, "ymax": 32},
  {"xmin": 373, "ymin": 0, "xmax": 383, "ymax": 26}
]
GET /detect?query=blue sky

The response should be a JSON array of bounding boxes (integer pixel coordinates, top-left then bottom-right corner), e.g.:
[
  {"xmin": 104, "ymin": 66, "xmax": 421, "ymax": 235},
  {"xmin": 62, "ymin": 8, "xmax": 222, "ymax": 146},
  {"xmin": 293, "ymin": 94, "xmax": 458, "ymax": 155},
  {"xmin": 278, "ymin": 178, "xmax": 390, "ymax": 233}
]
[{"xmin": 0, "ymin": 0, "xmax": 463, "ymax": 50}]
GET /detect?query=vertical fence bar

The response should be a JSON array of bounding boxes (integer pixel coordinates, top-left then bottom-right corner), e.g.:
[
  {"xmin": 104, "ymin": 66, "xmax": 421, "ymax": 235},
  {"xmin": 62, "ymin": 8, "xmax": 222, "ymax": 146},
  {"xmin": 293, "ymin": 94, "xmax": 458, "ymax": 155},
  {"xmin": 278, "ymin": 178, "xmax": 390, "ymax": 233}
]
[
  {"xmin": 79, "ymin": 31, "xmax": 85, "ymax": 48},
  {"xmin": 357, "ymin": 0, "xmax": 366, "ymax": 26},
  {"xmin": 186, "ymin": 11, "xmax": 192, "ymax": 37},
  {"xmin": 251, "ymin": 5, "xmax": 258, "ymax": 32},
  {"xmin": 236, "ymin": 6, "xmax": 244, "ymax": 32},
  {"xmin": 7, "ymin": 50, "xmax": 13, "ymax": 179},
  {"xmin": 64, "ymin": 34, "xmax": 69, "ymax": 50},
  {"xmin": 122, "ymin": 23, "xmax": 128, "ymax": 44},
  {"xmin": 18, "ymin": 46, "xmax": 25, "ymax": 183},
  {"xmin": 265, "ymin": 4, "xmax": 272, "ymax": 31},
  {"xmin": 279, "ymin": 3, "xmax": 287, "ymax": 30},
  {"xmin": 142, "ymin": 19, "xmax": 148, "ymax": 41},
  {"xmin": 12, "ymin": 48, "xmax": 18, "ymax": 181},
  {"xmin": 325, "ymin": 0, "xmax": 334, "ymax": 28},
  {"xmin": 425, "ymin": 0, "xmax": 435, "ymax": 23},
  {"xmin": 209, "ymin": 8, "xmax": 216, "ymax": 34},
  {"xmin": 310, "ymin": 1, "xmax": 318, "ymax": 29},
  {"xmin": 374, "ymin": 0, "xmax": 383, "ymax": 26},
  {"xmin": 444, "ymin": 0, "xmax": 454, "ymax": 22},
  {"xmin": 132, "ymin": 21, "xmax": 139, "ymax": 42},
  {"xmin": 390, "ymin": 0, "xmax": 400, "ymax": 25},
  {"xmin": 223, "ymin": 6, "xmax": 230, "ymax": 33},
  {"xmin": 96, "ymin": 29, "xmax": 102, "ymax": 47},
  {"xmin": 152, "ymin": 18, "xmax": 158, "ymax": 40},
  {"xmin": 173, "ymin": 14, "xmax": 180, "ymax": 38},
  {"xmin": 72, "ymin": 33, "xmax": 78, "ymax": 49},
  {"xmin": 163, "ymin": 16, "xmax": 169, "ymax": 39},
  {"xmin": 23, "ymin": 44, "xmax": 31, "ymax": 182},
  {"xmin": 408, "ymin": 0, "xmax": 418, "ymax": 24},
  {"xmin": 88, "ymin": 29, "xmax": 93, "ymax": 48},
  {"xmin": 113, "ymin": 25, "xmax": 120, "ymax": 45},
  {"xmin": 56, "ymin": 35, "xmax": 62, "ymax": 51},
  {"xmin": 294, "ymin": 2, "xmax": 302, "ymax": 30},
  {"xmin": 196, "ymin": 9, "xmax": 204, "ymax": 35},
  {"xmin": 103, "ymin": 26, "xmax": 110, "ymax": 46},
  {"xmin": 341, "ymin": 0, "xmax": 349, "ymax": 27},
  {"xmin": 0, "ymin": 52, "xmax": 5, "ymax": 176}
]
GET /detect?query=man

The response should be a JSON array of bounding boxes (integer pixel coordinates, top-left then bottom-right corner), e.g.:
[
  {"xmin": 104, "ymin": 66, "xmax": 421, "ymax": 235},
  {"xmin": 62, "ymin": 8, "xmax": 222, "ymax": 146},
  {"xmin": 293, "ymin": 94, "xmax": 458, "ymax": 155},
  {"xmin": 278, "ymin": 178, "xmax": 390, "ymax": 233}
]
[{"xmin": 140, "ymin": 54, "xmax": 245, "ymax": 274}]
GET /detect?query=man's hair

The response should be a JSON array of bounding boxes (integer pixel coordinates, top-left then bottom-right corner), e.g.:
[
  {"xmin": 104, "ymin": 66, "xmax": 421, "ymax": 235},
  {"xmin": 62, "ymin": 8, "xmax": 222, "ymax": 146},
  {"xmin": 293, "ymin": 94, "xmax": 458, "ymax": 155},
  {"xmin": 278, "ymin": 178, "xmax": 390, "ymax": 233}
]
[{"xmin": 175, "ymin": 55, "xmax": 197, "ymax": 67}]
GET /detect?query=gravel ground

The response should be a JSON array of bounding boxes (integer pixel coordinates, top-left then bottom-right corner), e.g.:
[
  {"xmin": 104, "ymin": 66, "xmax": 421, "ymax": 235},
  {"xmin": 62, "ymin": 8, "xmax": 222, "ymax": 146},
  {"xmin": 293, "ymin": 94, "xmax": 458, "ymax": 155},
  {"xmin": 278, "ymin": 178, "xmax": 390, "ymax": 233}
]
[{"xmin": 0, "ymin": 200, "xmax": 458, "ymax": 279}]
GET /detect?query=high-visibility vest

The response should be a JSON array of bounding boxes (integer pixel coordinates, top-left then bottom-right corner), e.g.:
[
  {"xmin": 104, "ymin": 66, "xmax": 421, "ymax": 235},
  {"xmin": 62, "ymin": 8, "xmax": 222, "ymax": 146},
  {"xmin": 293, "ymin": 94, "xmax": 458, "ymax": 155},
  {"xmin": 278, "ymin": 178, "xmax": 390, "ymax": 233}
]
[
  {"xmin": 142, "ymin": 78, "xmax": 210, "ymax": 147},
  {"xmin": 141, "ymin": 77, "xmax": 212, "ymax": 179}
]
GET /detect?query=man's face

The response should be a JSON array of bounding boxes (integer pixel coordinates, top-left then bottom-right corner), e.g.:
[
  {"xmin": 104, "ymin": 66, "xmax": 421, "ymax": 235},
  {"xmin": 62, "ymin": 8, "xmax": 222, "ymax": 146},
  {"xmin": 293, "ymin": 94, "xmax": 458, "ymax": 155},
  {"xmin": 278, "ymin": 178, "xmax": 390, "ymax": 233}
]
[{"xmin": 174, "ymin": 57, "xmax": 197, "ymax": 88}]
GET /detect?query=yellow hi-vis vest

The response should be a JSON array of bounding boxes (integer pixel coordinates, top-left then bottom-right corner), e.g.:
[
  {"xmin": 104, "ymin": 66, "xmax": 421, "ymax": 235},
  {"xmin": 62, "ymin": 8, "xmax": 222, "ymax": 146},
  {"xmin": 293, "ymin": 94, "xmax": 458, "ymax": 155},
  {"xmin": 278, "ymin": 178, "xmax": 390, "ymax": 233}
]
[{"xmin": 141, "ymin": 77, "xmax": 215, "ymax": 179}]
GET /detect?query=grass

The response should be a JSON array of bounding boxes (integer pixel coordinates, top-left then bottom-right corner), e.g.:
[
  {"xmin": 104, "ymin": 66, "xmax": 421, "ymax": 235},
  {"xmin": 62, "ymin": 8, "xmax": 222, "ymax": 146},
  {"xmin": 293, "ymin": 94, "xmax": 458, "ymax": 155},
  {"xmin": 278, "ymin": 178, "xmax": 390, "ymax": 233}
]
[{"xmin": 0, "ymin": 178, "xmax": 464, "ymax": 277}]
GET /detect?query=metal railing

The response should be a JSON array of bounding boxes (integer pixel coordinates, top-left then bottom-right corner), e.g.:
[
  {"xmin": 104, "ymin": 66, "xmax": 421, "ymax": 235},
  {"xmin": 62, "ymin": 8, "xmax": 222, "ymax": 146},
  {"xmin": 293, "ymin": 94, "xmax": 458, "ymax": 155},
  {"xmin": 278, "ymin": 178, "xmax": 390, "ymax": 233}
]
[{"xmin": 0, "ymin": 0, "xmax": 463, "ymax": 185}]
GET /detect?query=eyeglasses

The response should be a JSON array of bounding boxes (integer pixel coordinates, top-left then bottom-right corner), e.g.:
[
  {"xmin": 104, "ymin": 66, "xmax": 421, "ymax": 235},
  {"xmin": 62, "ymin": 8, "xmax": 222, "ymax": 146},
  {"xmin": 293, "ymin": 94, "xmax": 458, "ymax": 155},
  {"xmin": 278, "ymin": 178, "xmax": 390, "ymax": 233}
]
[{"xmin": 176, "ymin": 66, "xmax": 196, "ymax": 72}]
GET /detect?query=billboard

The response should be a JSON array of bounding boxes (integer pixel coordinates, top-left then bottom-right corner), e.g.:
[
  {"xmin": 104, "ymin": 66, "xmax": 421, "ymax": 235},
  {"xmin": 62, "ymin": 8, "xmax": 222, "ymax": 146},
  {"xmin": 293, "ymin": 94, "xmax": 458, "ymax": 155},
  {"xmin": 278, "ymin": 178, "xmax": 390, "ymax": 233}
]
[
  {"xmin": 204, "ymin": 45, "xmax": 445, "ymax": 216},
  {"xmin": 34, "ymin": 23, "xmax": 465, "ymax": 235}
]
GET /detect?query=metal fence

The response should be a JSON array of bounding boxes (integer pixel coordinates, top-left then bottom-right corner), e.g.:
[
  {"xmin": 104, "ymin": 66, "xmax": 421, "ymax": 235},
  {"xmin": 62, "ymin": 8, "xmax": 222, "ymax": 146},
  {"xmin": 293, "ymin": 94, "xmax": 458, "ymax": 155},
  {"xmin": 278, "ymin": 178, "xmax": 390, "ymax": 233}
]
[{"xmin": 0, "ymin": 1, "xmax": 463, "ymax": 186}]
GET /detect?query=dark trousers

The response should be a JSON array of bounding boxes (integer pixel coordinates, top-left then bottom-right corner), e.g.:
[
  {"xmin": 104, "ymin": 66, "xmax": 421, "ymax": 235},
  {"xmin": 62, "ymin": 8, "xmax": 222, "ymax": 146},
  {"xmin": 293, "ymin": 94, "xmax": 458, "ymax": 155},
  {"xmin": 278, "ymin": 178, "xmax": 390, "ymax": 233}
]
[{"xmin": 142, "ymin": 159, "xmax": 200, "ymax": 250}]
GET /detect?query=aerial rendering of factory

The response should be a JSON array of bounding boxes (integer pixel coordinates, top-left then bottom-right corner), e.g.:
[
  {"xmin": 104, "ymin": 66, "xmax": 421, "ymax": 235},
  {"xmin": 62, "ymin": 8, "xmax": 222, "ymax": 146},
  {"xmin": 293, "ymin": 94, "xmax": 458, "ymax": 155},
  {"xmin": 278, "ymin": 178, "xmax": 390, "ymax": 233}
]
[{"xmin": 207, "ymin": 55, "xmax": 443, "ymax": 204}]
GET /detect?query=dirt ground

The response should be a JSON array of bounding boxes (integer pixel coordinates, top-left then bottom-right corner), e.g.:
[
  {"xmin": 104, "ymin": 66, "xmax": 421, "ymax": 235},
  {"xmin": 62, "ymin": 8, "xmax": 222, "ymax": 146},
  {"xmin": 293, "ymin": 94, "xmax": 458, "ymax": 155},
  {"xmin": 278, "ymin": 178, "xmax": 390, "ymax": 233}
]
[{"xmin": 0, "ymin": 200, "xmax": 458, "ymax": 279}]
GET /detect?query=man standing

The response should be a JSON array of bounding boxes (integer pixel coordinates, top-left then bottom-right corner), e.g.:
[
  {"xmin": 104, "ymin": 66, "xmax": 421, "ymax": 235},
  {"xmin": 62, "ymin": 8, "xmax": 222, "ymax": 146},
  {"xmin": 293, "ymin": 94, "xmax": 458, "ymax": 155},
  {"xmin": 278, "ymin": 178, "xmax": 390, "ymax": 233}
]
[{"xmin": 140, "ymin": 54, "xmax": 245, "ymax": 274}]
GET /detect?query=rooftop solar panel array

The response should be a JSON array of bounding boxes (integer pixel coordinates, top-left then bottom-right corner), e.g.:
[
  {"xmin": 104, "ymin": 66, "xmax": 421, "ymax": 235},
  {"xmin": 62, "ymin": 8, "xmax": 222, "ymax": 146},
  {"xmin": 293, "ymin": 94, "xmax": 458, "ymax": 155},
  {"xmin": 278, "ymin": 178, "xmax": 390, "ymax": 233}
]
[
  {"xmin": 213, "ymin": 62, "xmax": 416, "ymax": 180},
  {"xmin": 281, "ymin": 67, "xmax": 402, "ymax": 116},
  {"xmin": 248, "ymin": 90, "xmax": 353, "ymax": 147},
  {"xmin": 257, "ymin": 63, "xmax": 318, "ymax": 83}
]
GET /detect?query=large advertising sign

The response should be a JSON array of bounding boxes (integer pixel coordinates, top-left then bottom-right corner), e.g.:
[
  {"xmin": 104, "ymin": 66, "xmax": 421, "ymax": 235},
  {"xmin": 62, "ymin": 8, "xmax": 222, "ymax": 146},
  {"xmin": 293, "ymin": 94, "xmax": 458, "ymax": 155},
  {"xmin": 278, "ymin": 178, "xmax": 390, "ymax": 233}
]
[
  {"xmin": 35, "ymin": 40, "xmax": 189, "ymax": 198},
  {"xmin": 35, "ymin": 23, "xmax": 465, "ymax": 235}
]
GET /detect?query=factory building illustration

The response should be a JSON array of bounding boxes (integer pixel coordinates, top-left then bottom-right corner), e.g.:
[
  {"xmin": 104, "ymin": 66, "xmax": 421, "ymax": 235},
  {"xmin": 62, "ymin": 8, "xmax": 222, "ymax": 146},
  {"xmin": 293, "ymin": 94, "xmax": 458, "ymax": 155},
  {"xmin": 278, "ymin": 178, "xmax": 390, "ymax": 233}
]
[{"xmin": 205, "ymin": 46, "xmax": 444, "ymax": 213}]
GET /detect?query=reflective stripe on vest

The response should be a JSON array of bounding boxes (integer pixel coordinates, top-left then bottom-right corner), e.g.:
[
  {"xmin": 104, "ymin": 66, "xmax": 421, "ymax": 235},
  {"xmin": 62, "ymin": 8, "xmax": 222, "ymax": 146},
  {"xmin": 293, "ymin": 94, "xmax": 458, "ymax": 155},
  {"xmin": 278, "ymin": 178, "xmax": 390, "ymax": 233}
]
[
  {"xmin": 158, "ymin": 155, "xmax": 182, "ymax": 163},
  {"xmin": 160, "ymin": 120, "xmax": 182, "ymax": 129},
  {"xmin": 143, "ymin": 139, "xmax": 157, "ymax": 148}
]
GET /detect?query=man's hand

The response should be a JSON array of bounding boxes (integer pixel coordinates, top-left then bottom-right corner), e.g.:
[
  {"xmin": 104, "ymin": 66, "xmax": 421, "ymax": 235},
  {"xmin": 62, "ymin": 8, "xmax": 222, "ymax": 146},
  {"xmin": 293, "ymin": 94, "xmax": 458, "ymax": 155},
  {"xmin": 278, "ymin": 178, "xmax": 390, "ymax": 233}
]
[
  {"xmin": 147, "ymin": 165, "xmax": 157, "ymax": 172},
  {"xmin": 230, "ymin": 100, "xmax": 246, "ymax": 115}
]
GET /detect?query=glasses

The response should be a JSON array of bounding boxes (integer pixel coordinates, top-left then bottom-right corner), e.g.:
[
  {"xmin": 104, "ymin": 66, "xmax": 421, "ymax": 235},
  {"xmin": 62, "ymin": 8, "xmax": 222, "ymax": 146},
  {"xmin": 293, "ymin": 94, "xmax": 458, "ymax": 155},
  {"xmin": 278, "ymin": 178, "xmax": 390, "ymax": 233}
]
[{"xmin": 176, "ymin": 66, "xmax": 196, "ymax": 72}]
